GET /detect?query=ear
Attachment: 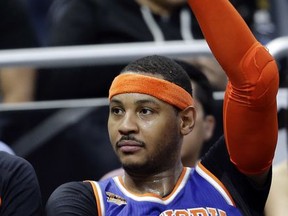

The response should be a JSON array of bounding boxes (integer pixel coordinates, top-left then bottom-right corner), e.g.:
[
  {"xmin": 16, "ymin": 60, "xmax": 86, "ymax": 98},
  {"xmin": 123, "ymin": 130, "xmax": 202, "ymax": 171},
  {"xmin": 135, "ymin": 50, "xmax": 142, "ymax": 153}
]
[
  {"xmin": 180, "ymin": 106, "xmax": 196, "ymax": 135},
  {"xmin": 203, "ymin": 115, "xmax": 216, "ymax": 141}
]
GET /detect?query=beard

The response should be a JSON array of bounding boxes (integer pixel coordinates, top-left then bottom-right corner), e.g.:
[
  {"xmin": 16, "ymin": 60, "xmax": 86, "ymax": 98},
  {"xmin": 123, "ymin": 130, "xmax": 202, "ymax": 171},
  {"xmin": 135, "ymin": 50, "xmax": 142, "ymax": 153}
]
[
  {"xmin": 122, "ymin": 159, "xmax": 160, "ymax": 175},
  {"xmin": 121, "ymin": 142, "xmax": 181, "ymax": 176}
]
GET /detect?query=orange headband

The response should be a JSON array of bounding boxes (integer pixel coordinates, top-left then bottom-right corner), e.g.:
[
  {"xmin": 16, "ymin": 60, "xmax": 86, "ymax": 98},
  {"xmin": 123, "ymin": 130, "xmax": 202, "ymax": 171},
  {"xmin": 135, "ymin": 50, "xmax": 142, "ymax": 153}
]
[{"xmin": 109, "ymin": 73, "xmax": 193, "ymax": 110}]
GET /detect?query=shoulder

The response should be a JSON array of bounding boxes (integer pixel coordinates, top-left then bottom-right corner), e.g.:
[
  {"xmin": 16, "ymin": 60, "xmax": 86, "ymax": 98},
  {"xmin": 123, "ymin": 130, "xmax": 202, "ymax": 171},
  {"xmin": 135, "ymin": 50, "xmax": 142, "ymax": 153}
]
[
  {"xmin": 46, "ymin": 181, "xmax": 97, "ymax": 216},
  {"xmin": 201, "ymin": 136, "xmax": 228, "ymax": 168},
  {"xmin": 0, "ymin": 151, "xmax": 40, "ymax": 189},
  {"xmin": 200, "ymin": 136, "xmax": 271, "ymax": 214},
  {"xmin": 0, "ymin": 152, "xmax": 43, "ymax": 215},
  {"xmin": 47, "ymin": 181, "xmax": 94, "ymax": 201},
  {"xmin": 0, "ymin": 151, "xmax": 35, "ymax": 175}
]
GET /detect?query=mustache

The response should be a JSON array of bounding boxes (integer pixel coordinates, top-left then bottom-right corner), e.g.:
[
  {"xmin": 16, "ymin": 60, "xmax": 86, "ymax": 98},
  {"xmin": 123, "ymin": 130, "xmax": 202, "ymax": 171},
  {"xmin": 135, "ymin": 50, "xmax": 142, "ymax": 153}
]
[{"xmin": 117, "ymin": 135, "xmax": 145, "ymax": 145}]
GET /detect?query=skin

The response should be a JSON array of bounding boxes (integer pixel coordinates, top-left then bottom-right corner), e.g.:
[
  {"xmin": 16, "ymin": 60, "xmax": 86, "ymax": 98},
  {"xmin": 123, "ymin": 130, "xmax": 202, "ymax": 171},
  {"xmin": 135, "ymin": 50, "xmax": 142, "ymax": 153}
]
[
  {"xmin": 181, "ymin": 81, "xmax": 215, "ymax": 167},
  {"xmin": 108, "ymin": 76, "xmax": 195, "ymax": 197},
  {"xmin": 0, "ymin": 67, "xmax": 36, "ymax": 103},
  {"xmin": 264, "ymin": 160, "xmax": 288, "ymax": 216}
]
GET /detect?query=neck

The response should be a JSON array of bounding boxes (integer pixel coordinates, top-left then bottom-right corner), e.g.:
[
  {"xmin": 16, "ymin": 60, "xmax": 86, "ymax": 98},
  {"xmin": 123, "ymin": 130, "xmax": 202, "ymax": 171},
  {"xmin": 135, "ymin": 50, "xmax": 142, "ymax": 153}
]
[{"xmin": 122, "ymin": 162, "xmax": 184, "ymax": 197}]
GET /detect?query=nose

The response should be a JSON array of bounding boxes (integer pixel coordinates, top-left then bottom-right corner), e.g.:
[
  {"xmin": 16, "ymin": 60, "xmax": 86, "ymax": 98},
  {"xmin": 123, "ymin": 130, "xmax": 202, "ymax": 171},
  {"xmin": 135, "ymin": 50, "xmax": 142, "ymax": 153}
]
[{"xmin": 118, "ymin": 112, "xmax": 138, "ymax": 135}]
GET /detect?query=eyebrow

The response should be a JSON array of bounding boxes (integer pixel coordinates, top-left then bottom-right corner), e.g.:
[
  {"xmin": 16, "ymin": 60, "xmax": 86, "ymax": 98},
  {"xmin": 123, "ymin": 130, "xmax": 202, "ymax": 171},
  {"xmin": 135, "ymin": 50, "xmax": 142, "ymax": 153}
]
[
  {"xmin": 110, "ymin": 98, "xmax": 122, "ymax": 104},
  {"xmin": 110, "ymin": 97, "xmax": 160, "ymax": 106},
  {"xmin": 135, "ymin": 98, "xmax": 159, "ymax": 106}
]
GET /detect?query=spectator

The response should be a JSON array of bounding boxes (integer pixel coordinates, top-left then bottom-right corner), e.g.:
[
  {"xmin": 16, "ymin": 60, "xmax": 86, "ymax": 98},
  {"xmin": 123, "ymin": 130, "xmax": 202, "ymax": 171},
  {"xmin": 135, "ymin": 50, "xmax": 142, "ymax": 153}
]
[
  {"xmin": 36, "ymin": 0, "xmax": 202, "ymax": 101},
  {"xmin": 0, "ymin": 151, "xmax": 43, "ymax": 215},
  {"xmin": 0, "ymin": 0, "xmax": 39, "ymax": 103},
  {"xmin": 37, "ymin": 0, "xmax": 255, "ymax": 100},
  {"xmin": 24, "ymin": 0, "xmax": 53, "ymax": 46},
  {"xmin": 0, "ymin": 3, "xmax": 44, "ymax": 212},
  {"xmin": 176, "ymin": 60, "xmax": 218, "ymax": 166},
  {"xmin": 45, "ymin": 0, "xmax": 279, "ymax": 214}
]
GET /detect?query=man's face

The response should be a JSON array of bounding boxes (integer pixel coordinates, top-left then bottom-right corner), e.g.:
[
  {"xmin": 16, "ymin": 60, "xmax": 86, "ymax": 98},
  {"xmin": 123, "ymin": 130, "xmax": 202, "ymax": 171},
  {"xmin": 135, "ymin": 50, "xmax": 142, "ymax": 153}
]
[
  {"xmin": 180, "ymin": 81, "xmax": 215, "ymax": 167},
  {"xmin": 108, "ymin": 93, "xmax": 182, "ymax": 174},
  {"xmin": 181, "ymin": 98, "xmax": 206, "ymax": 166}
]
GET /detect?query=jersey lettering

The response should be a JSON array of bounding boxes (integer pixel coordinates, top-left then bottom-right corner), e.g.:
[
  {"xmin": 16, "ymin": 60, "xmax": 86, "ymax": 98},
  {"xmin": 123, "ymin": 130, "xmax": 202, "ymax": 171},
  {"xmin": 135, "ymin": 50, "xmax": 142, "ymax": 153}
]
[{"xmin": 160, "ymin": 207, "xmax": 227, "ymax": 216}]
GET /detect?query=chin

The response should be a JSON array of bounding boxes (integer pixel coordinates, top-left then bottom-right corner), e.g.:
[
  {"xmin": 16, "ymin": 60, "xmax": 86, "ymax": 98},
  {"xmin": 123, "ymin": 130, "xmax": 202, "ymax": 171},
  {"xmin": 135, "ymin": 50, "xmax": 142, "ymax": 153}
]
[
  {"xmin": 122, "ymin": 163, "xmax": 143, "ymax": 171},
  {"xmin": 124, "ymin": 163, "xmax": 161, "ymax": 175}
]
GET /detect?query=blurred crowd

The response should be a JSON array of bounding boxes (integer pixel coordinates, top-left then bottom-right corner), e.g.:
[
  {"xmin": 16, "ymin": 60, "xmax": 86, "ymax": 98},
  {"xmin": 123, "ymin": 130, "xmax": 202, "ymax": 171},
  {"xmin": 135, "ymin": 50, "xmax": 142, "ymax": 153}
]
[{"xmin": 0, "ymin": 0, "xmax": 287, "ymax": 213}]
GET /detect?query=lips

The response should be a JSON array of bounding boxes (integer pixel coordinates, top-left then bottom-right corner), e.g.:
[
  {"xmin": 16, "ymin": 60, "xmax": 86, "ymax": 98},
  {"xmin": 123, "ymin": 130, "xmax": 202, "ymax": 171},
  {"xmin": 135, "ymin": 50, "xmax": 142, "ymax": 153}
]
[{"xmin": 117, "ymin": 140, "xmax": 144, "ymax": 153}]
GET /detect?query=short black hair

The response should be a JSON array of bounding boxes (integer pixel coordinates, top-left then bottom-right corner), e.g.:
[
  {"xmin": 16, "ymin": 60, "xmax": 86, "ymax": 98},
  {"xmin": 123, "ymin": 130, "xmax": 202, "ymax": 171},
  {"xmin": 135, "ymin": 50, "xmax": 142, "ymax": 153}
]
[
  {"xmin": 175, "ymin": 60, "xmax": 214, "ymax": 116},
  {"xmin": 121, "ymin": 55, "xmax": 192, "ymax": 96}
]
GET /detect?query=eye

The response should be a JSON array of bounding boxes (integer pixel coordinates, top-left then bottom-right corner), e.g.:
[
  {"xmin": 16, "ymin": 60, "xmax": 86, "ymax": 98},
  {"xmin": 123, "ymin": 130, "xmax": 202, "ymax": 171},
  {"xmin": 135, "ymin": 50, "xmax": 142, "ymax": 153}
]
[
  {"xmin": 111, "ymin": 107, "xmax": 124, "ymax": 116},
  {"xmin": 139, "ymin": 108, "xmax": 153, "ymax": 115}
]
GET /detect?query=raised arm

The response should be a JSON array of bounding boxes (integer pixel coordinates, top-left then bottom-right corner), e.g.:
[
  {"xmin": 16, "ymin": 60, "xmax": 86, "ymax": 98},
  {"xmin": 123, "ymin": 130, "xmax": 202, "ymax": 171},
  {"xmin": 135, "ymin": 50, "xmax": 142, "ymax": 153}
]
[{"xmin": 188, "ymin": 0, "xmax": 279, "ymax": 178}]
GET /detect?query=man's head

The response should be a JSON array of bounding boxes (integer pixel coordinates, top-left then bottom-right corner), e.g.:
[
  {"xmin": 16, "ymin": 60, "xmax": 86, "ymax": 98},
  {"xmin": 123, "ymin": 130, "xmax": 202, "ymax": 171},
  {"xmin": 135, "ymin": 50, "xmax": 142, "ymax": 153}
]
[
  {"xmin": 119, "ymin": 55, "xmax": 193, "ymax": 97},
  {"xmin": 108, "ymin": 55, "xmax": 195, "ymax": 174},
  {"xmin": 176, "ymin": 60, "xmax": 216, "ymax": 167}
]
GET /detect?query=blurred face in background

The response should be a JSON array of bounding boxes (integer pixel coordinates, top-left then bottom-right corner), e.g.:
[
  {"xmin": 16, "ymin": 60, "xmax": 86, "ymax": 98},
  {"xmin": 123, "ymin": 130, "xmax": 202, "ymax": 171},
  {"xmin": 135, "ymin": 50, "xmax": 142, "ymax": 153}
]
[{"xmin": 180, "ymin": 80, "xmax": 215, "ymax": 167}]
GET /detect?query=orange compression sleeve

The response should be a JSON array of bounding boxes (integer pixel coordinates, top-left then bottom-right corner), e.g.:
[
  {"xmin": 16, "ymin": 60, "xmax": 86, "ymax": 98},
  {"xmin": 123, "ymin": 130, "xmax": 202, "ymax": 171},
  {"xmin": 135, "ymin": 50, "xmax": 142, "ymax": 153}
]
[{"xmin": 188, "ymin": 0, "xmax": 279, "ymax": 174}]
